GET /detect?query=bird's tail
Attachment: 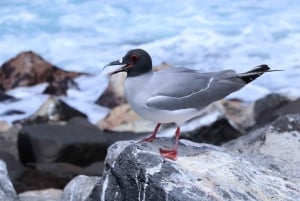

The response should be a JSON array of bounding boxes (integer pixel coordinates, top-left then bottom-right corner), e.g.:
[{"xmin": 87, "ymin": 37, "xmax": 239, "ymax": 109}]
[{"xmin": 238, "ymin": 64, "xmax": 279, "ymax": 84}]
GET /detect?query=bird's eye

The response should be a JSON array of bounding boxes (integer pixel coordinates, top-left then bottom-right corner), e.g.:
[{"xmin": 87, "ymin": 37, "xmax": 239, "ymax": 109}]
[{"xmin": 130, "ymin": 54, "xmax": 139, "ymax": 62}]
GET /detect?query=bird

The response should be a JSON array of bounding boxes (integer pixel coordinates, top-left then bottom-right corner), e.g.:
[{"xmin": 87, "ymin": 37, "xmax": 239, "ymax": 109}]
[{"xmin": 103, "ymin": 49, "xmax": 272, "ymax": 160}]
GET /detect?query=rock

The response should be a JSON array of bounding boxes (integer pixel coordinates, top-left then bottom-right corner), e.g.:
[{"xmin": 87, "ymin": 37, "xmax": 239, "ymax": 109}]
[
  {"xmin": 19, "ymin": 188, "xmax": 62, "ymax": 201},
  {"xmin": 15, "ymin": 97, "xmax": 87, "ymax": 125},
  {"xmin": 68, "ymin": 139, "xmax": 300, "ymax": 201},
  {"xmin": 253, "ymin": 93, "xmax": 291, "ymax": 126},
  {"xmin": 34, "ymin": 161, "xmax": 105, "ymax": 178},
  {"xmin": 60, "ymin": 175, "xmax": 100, "ymax": 201},
  {"xmin": 0, "ymin": 151, "xmax": 25, "ymax": 180},
  {"xmin": 0, "ymin": 120, "xmax": 11, "ymax": 132},
  {"xmin": 166, "ymin": 99, "xmax": 254, "ymax": 145},
  {"xmin": 0, "ymin": 125, "xmax": 21, "ymax": 162},
  {"xmin": 14, "ymin": 166, "xmax": 71, "ymax": 193},
  {"xmin": 0, "ymin": 51, "xmax": 85, "ymax": 95},
  {"xmin": 0, "ymin": 160, "xmax": 19, "ymax": 201},
  {"xmin": 181, "ymin": 117, "xmax": 242, "ymax": 145},
  {"xmin": 97, "ymin": 103, "xmax": 156, "ymax": 132},
  {"xmin": 224, "ymin": 114, "xmax": 300, "ymax": 187},
  {"xmin": 96, "ymin": 72, "xmax": 127, "ymax": 108},
  {"xmin": 13, "ymin": 161, "xmax": 104, "ymax": 193},
  {"xmin": 43, "ymin": 78, "xmax": 79, "ymax": 96},
  {"xmin": 17, "ymin": 118, "xmax": 147, "ymax": 166}
]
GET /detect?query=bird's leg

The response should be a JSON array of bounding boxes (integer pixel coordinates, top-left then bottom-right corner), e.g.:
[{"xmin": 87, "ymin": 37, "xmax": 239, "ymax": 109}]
[
  {"xmin": 140, "ymin": 123, "xmax": 161, "ymax": 142},
  {"xmin": 159, "ymin": 126, "xmax": 180, "ymax": 160}
]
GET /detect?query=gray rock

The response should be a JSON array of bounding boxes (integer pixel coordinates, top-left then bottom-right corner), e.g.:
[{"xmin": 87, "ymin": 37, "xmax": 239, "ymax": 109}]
[
  {"xmin": 0, "ymin": 160, "xmax": 19, "ymax": 201},
  {"xmin": 253, "ymin": 93, "xmax": 291, "ymax": 126},
  {"xmin": 17, "ymin": 119, "xmax": 147, "ymax": 166},
  {"xmin": 65, "ymin": 139, "xmax": 300, "ymax": 201},
  {"xmin": 180, "ymin": 117, "xmax": 242, "ymax": 145},
  {"xmin": 19, "ymin": 188, "xmax": 62, "ymax": 201},
  {"xmin": 15, "ymin": 98, "xmax": 87, "ymax": 125},
  {"xmin": 224, "ymin": 114, "xmax": 300, "ymax": 188},
  {"xmin": 0, "ymin": 151, "xmax": 25, "ymax": 180},
  {"xmin": 60, "ymin": 175, "xmax": 100, "ymax": 201}
]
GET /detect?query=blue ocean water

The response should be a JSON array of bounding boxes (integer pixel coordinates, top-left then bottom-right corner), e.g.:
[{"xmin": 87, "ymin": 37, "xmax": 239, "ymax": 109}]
[{"xmin": 1, "ymin": 0, "xmax": 300, "ymax": 90}]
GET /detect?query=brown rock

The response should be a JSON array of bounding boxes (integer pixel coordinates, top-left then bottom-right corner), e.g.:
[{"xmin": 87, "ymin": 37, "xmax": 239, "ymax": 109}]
[
  {"xmin": 217, "ymin": 99, "xmax": 254, "ymax": 131},
  {"xmin": 96, "ymin": 72, "xmax": 127, "ymax": 108},
  {"xmin": 97, "ymin": 103, "xmax": 156, "ymax": 132},
  {"xmin": 0, "ymin": 51, "xmax": 86, "ymax": 94},
  {"xmin": 98, "ymin": 104, "xmax": 138, "ymax": 130}
]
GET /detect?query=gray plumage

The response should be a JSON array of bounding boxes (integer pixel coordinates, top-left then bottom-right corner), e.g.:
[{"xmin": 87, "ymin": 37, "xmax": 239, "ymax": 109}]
[{"xmin": 104, "ymin": 49, "xmax": 272, "ymax": 160}]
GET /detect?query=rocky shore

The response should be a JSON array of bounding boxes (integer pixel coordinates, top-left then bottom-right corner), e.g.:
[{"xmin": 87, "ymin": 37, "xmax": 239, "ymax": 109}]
[{"xmin": 0, "ymin": 52, "xmax": 300, "ymax": 200}]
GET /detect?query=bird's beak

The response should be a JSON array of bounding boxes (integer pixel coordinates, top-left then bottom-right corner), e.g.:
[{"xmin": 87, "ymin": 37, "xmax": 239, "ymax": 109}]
[{"xmin": 102, "ymin": 58, "xmax": 127, "ymax": 76}]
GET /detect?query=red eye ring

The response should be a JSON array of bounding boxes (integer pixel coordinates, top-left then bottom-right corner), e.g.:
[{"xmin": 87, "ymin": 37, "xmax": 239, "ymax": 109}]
[{"xmin": 130, "ymin": 54, "xmax": 139, "ymax": 62}]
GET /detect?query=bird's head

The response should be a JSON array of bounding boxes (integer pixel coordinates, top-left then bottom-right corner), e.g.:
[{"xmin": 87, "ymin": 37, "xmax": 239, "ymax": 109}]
[{"xmin": 103, "ymin": 49, "xmax": 152, "ymax": 77}]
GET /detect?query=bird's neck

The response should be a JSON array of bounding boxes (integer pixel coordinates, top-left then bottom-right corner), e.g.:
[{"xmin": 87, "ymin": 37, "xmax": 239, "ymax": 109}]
[{"xmin": 125, "ymin": 71, "xmax": 153, "ymax": 94}]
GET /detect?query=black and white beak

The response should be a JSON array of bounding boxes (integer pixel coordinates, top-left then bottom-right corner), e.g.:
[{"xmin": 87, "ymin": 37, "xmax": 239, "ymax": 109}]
[{"xmin": 102, "ymin": 58, "xmax": 129, "ymax": 76}]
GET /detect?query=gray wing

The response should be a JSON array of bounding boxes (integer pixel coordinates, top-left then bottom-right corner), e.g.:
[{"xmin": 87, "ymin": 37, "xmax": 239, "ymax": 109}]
[{"xmin": 146, "ymin": 67, "xmax": 246, "ymax": 110}]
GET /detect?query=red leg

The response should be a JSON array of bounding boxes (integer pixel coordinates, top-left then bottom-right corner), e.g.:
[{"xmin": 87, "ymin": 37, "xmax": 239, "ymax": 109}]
[
  {"xmin": 159, "ymin": 126, "xmax": 180, "ymax": 160},
  {"xmin": 140, "ymin": 123, "xmax": 161, "ymax": 142}
]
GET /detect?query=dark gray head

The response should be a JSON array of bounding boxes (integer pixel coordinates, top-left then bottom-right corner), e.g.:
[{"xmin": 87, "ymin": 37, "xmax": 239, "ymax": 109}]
[{"xmin": 103, "ymin": 49, "xmax": 152, "ymax": 77}]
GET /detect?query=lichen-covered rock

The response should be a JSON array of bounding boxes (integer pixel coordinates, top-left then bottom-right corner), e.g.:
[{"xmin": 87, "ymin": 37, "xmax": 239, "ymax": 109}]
[
  {"xmin": 0, "ymin": 160, "xmax": 19, "ymax": 201},
  {"xmin": 63, "ymin": 139, "xmax": 300, "ymax": 201}
]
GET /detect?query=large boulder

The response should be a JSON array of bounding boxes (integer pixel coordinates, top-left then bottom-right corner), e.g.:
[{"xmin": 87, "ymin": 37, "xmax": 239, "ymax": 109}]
[
  {"xmin": 0, "ymin": 51, "xmax": 85, "ymax": 95},
  {"xmin": 0, "ymin": 160, "xmax": 19, "ymax": 201},
  {"xmin": 224, "ymin": 114, "xmax": 300, "ymax": 187},
  {"xmin": 17, "ymin": 118, "xmax": 147, "ymax": 166},
  {"xmin": 61, "ymin": 139, "xmax": 300, "ymax": 201},
  {"xmin": 253, "ymin": 93, "xmax": 300, "ymax": 127}
]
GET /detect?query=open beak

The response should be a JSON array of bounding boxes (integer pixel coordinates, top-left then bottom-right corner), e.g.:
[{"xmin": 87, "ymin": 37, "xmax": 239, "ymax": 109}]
[{"xmin": 102, "ymin": 59, "xmax": 127, "ymax": 76}]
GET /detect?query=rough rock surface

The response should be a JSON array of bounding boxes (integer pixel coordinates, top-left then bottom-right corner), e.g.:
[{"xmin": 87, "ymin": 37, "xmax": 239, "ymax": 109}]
[
  {"xmin": 224, "ymin": 114, "xmax": 300, "ymax": 188},
  {"xmin": 0, "ymin": 160, "xmax": 19, "ymax": 201},
  {"xmin": 61, "ymin": 139, "xmax": 300, "ymax": 201}
]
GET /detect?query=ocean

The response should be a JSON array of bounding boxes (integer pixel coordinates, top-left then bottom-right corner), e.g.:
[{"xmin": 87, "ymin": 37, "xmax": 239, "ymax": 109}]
[{"xmin": 1, "ymin": 0, "xmax": 300, "ymax": 123}]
